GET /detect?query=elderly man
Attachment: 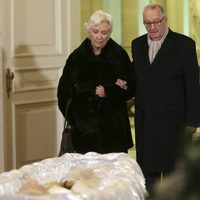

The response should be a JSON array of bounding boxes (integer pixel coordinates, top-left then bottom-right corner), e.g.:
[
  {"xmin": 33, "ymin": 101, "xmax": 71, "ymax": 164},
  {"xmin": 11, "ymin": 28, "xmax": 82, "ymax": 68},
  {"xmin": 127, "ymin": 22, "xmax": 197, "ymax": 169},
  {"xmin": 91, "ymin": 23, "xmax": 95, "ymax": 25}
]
[{"xmin": 130, "ymin": 3, "xmax": 200, "ymax": 193}]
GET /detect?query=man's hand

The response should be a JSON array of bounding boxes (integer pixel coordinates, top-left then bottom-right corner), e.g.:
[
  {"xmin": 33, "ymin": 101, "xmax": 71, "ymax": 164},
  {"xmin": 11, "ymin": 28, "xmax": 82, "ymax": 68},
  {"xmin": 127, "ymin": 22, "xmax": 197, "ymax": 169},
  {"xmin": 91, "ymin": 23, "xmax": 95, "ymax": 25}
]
[{"xmin": 115, "ymin": 79, "xmax": 127, "ymax": 90}]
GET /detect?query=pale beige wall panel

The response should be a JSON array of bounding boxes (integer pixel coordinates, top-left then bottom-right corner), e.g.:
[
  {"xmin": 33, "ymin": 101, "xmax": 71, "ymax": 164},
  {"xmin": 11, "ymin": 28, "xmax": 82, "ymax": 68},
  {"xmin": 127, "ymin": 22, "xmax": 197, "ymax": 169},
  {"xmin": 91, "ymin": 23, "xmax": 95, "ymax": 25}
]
[
  {"xmin": 190, "ymin": 0, "xmax": 200, "ymax": 64},
  {"xmin": 13, "ymin": 0, "xmax": 64, "ymax": 57},
  {"xmin": 15, "ymin": 102, "xmax": 58, "ymax": 168},
  {"xmin": 122, "ymin": 0, "xmax": 138, "ymax": 57}
]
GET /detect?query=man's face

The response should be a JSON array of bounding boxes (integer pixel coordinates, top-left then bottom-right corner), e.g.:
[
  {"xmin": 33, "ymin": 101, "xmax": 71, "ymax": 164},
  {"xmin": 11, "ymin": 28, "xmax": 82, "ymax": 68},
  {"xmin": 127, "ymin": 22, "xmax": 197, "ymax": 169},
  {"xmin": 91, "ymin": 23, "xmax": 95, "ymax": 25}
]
[{"xmin": 143, "ymin": 7, "xmax": 167, "ymax": 41}]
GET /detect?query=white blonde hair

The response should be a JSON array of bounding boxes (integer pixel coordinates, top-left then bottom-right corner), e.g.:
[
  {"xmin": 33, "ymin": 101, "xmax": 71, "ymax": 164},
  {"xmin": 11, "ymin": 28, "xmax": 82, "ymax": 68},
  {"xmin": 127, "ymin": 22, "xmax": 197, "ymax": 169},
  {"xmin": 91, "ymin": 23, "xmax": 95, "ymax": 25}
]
[
  {"xmin": 85, "ymin": 10, "xmax": 113, "ymax": 32},
  {"xmin": 143, "ymin": 3, "xmax": 165, "ymax": 17}
]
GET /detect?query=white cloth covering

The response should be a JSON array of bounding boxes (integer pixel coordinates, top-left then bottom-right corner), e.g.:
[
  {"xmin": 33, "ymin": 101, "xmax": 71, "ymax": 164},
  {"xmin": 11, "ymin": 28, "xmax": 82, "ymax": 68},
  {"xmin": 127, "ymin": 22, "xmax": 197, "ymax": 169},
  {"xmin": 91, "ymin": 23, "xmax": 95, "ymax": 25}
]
[{"xmin": 0, "ymin": 152, "xmax": 147, "ymax": 200}]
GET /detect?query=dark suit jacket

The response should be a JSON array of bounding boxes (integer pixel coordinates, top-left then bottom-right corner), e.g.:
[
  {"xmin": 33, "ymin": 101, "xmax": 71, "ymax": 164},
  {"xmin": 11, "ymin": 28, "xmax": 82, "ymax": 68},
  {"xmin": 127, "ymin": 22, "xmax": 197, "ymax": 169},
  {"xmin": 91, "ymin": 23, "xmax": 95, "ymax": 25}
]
[{"xmin": 131, "ymin": 29, "xmax": 200, "ymax": 173}]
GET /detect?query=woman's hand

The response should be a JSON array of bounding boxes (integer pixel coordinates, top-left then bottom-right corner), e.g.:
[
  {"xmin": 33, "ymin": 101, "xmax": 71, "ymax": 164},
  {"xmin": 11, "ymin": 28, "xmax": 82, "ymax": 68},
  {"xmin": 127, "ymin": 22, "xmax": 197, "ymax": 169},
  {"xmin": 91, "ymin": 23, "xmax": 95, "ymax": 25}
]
[
  {"xmin": 115, "ymin": 79, "xmax": 127, "ymax": 90},
  {"xmin": 95, "ymin": 85, "xmax": 106, "ymax": 97}
]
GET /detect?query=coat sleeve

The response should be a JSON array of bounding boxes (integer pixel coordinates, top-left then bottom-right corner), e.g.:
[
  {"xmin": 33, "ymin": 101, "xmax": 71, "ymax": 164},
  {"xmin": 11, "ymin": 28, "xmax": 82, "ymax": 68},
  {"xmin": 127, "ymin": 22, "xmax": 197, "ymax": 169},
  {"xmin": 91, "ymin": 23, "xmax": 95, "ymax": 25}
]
[
  {"xmin": 105, "ymin": 49, "xmax": 135, "ymax": 102},
  {"xmin": 57, "ymin": 54, "xmax": 75, "ymax": 117},
  {"xmin": 182, "ymin": 39, "xmax": 200, "ymax": 127}
]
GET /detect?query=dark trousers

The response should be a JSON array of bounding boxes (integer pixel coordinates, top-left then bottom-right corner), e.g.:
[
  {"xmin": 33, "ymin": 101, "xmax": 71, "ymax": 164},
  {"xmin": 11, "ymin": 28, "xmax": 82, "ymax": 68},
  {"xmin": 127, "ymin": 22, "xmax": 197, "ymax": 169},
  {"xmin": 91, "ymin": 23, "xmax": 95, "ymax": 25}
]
[{"xmin": 144, "ymin": 173, "xmax": 162, "ymax": 196}]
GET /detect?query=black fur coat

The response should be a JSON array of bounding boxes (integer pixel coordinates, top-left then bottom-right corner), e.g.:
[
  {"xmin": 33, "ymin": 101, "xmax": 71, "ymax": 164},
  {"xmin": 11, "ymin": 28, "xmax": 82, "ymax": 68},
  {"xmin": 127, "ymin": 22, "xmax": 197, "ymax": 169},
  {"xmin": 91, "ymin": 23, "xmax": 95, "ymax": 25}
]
[{"xmin": 57, "ymin": 38, "xmax": 134, "ymax": 153}]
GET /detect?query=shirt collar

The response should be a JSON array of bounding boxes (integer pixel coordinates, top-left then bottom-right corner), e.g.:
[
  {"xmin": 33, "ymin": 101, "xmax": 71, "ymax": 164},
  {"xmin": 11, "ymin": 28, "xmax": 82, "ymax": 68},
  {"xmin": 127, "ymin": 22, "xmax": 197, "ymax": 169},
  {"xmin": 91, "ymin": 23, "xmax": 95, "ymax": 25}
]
[{"xmin": 148, "ymin": 27, "xmax": 169, "ymax": 46}]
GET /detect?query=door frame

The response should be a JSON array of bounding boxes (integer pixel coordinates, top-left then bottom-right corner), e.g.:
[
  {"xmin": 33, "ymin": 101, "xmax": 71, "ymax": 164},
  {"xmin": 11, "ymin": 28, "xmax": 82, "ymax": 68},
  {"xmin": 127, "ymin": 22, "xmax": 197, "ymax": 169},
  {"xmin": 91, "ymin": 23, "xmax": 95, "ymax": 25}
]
[
  {"xmin": 0, "ymin": 0, "xmax": 5, "ymax": 172},
  {"xmin": 0, "ymin": 0, "xmax": 81, "ymax": 172}
]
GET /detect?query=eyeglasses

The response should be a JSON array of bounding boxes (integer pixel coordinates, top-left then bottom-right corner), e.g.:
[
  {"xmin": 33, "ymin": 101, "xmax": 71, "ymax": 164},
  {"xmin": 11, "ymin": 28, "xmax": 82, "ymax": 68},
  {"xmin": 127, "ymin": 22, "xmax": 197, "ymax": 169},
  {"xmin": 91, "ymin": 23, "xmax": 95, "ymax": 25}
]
[{"xmin": 143, "ymin": 16, "xmax": 165, "ymax": 28}]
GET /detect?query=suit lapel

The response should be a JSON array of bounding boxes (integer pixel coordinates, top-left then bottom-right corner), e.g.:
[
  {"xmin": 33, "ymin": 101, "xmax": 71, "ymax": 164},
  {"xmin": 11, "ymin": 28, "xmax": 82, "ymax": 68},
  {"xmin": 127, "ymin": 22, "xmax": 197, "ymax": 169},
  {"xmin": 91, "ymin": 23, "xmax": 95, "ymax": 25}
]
[
  {"xmin": 150, "ymin": 29, "xmax": 175, "ymax": 66},
  {"xmin": 142, "ymin": 36, "xmax": 151, "ymax": 66}
]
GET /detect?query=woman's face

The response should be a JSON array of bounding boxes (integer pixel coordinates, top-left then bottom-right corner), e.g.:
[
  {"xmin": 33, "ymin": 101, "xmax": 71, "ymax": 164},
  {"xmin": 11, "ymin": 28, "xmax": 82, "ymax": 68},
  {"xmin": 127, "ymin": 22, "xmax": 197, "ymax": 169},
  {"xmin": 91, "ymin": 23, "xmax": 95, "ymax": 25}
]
[{"xmin": 88, "ymin": 21, "xmax": 112, "ymax": 52}]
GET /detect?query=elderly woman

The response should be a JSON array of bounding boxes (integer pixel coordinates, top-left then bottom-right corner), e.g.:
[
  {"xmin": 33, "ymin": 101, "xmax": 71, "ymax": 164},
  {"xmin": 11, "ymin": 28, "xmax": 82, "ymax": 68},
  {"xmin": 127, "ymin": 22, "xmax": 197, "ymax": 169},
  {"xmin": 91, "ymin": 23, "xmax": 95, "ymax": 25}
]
[{"xmin": 57, "ymin": 10, "xmax": 134, "ymax": 154}]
